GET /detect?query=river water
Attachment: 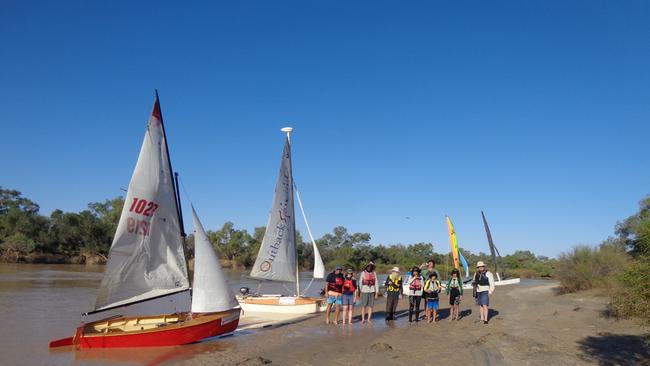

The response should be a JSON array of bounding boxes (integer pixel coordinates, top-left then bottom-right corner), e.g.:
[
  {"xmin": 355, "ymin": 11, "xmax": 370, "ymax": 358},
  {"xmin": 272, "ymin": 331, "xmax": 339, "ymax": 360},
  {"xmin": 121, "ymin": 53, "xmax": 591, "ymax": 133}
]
[{"xmin": 0, "ymin": 263, "xmax": 325, "ymax": 366}]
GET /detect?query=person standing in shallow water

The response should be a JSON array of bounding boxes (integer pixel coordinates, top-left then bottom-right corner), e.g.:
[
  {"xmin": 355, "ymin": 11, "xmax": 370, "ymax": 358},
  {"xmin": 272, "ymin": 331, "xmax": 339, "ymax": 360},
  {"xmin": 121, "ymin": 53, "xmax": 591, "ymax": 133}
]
[
  {"xmin": 341, "ymin": 269, "xmax": 358, "ymax": 325},
  {"xmin": 407, "ymin": 267, "xmax": 424, "ymax": 322},
  {"xmin": 446, "ymin": 268, "xmax": 463, "ymax": 321},
  {"xmin": 384, "ymin": 267, "xmax": 402, "ymax": 322},
  {"xmin": 473, "ymin": 261, "xmax": 495, "ymax": 324},
  {"xmin": 324, "ymin": 265, "xmax": 344, "ymax": 325},
  {"xmin": 359, "ymin": 261, "xmax": 379, "ymax": 323}
]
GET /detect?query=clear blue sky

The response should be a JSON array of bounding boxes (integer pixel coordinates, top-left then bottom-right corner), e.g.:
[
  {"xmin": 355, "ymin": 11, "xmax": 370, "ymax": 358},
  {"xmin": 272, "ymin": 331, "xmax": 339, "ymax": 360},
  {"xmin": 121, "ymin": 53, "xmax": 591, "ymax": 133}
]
[{"xmin": 2, "ymin": 1, "xmax": 649, "ymax": 257}]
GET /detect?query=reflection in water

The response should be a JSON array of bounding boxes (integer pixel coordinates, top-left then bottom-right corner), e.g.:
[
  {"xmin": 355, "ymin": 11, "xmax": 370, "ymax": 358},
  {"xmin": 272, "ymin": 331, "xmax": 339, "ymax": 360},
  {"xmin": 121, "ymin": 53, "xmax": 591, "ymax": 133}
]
[{"xmin": 71, "ymin": 338, "xmax": 236, "ymax": 366}]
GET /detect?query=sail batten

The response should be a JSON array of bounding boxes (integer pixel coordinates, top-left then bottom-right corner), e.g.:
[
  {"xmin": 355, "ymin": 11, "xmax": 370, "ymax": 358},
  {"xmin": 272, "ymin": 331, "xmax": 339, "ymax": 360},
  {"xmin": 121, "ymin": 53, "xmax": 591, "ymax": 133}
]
[
  {"xmin": 250, "ymin": 137, "xmax": 297, "ymax": 283},
  {"xmin": 94, "ymin": 96, "xmax": 190, "ymax": 311}
]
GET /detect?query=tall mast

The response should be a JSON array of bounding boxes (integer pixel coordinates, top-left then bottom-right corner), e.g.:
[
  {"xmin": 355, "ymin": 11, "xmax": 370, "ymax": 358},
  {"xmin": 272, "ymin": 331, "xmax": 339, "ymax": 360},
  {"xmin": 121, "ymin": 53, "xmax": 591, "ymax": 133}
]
[
  {"xmin": 155, "ymin": 90, "xmax": 189, "ymax": 281},
  {"xmin": 281, "ymin": 126, "xmax": 299, "ymax": 296},
  {"xmin": 481, "ymin": 210, "xmax": 499, "ymax": 278}
]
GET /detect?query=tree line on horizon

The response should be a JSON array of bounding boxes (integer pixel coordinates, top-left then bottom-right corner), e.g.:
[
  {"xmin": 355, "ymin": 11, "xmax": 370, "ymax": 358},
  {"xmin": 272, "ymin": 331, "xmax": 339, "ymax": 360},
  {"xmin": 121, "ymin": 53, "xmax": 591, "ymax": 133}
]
[{"xmin": 0, "ymin": 187, "xmax": 555, "ymax": 278}]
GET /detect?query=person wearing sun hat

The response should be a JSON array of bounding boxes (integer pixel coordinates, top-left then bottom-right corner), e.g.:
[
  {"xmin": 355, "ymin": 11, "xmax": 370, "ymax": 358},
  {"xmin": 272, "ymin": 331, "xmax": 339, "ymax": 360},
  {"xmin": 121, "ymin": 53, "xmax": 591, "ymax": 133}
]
[
  {"xmin": 473, "ymin": 261, "xmax": 495, "ymax": 324},
  {"xmin": 384, "ymin": 266, "xmax": 402, "ymax": 322},
  {"xmin": 359, "ymin": 261, "xmax": 379, "ymax": 323}
]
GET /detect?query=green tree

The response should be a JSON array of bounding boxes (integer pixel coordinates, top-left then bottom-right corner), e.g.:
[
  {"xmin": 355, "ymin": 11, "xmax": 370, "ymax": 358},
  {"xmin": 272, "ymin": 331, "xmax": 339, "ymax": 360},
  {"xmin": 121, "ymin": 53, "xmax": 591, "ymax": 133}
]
[{"xmin": 0, "ymin": 188, "xmax": 49, "ymax": 253}]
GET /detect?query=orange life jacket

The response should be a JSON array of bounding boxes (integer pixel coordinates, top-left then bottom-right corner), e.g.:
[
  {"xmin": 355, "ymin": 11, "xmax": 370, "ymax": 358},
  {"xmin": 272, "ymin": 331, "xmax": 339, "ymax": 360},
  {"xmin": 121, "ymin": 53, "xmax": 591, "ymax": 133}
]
[{"xmin": 343, "ymin": 278, "xmax": 356, "ymax": 293}]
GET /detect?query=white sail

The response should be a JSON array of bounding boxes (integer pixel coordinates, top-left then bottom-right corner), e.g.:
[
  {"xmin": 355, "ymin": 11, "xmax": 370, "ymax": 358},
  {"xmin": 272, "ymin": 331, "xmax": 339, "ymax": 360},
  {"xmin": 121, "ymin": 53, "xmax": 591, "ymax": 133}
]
[
  {"xmin": 295, "ymin": 187, "xmax": 324, "ymax": 280},
  {"xmin": 95, "ymin": 98, "xmax": 190, "ymax": 311},
  {"xmin": 250, "ymin": 137, "xmax": 297, "ymax": 282},
  {"xmin": 312, "ymin": 241, "xmax": 325, "ymax": 279},
  {"xmin": 190, "ymin": 206, "xmax": 238, "ymax": 313}
]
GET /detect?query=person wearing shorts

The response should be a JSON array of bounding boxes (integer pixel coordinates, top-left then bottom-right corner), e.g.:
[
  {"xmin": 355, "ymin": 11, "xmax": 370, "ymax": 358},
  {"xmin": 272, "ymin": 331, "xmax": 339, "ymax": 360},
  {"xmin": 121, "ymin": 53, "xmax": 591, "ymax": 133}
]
[
  {"xmin": 446, "ymin": 268, "xmax": 464, "ymax": 321},
  {"xmin": 341, "ymin": 269, "xmax": 358, "ymax": 324},
  {"xmin": 424, "ymin": 272, "xmax": 441, "ymax": 323},
  {"xmin": 358, "ymin": 261, "xmax": 379, "ymax": 323},
  {"xmin": 325, "ymin": 265, "xmax": 344, "ymax": 324}
]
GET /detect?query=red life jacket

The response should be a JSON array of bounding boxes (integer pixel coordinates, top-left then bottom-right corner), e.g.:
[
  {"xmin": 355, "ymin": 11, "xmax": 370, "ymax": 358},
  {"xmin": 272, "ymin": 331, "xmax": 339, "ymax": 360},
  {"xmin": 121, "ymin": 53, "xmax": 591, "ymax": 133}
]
[
  {"xmin": 362, "ymin": 271, "xmax": 376, "ymax": 286},
  {"xmin": 328, "ymin": 274, "xmax": 344, "ymax": 292},
  {"xmin": 343, "ymin": 278, "xmax": 356, "ymax": 293}
]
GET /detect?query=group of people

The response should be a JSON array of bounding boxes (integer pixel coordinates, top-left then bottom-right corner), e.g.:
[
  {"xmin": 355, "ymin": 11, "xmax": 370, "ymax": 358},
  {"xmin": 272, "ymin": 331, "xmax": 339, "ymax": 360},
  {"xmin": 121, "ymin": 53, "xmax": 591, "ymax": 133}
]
[{"xmin": 324, "ymin": 259, "xmax": 495, "ymax": 325}]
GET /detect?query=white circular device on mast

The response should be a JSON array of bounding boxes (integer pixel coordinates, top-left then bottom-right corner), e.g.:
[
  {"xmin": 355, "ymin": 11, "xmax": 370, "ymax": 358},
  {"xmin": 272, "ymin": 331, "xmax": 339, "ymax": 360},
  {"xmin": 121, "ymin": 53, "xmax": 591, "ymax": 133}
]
[{"xmin": 281, "ymin": 127, "xmax": 293, "ymax": 142}]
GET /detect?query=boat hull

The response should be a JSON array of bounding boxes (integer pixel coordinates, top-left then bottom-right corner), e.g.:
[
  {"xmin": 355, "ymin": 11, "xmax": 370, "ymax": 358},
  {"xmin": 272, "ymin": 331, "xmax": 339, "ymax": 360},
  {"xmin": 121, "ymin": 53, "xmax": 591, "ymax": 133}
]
[
  {"xmin": 237, "ymin": 296, "xmax": 325, "ymax": 314},
  {"xmin": 494, "ymin": 278, "xmax": 521, "ymax": 286},
  {"xmin": 440, "ymin": 278, "xmax": 521, "ymax": 290},
  {"xmin": 52, "ymin": 309, "xmax": 240, "ymax": 349}
]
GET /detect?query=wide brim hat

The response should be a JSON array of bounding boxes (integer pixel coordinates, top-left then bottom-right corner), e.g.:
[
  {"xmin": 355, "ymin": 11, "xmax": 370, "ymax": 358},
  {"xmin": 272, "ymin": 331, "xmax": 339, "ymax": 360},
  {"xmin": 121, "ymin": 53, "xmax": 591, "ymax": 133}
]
[
  {"xmin": 476, "ymin": 261, "xmax": 486, "ymax": 268},
  {"xmin": 390, "ymin": 267, "xmax": 400, "ymax": 273}
]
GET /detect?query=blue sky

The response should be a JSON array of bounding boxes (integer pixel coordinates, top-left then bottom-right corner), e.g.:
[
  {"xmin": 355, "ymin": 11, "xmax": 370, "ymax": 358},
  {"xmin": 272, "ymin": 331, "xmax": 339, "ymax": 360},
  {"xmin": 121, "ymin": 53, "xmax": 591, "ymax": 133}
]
[{"xmin": 2, "ymin": 1, "xmax": 649, "ymax": 257}]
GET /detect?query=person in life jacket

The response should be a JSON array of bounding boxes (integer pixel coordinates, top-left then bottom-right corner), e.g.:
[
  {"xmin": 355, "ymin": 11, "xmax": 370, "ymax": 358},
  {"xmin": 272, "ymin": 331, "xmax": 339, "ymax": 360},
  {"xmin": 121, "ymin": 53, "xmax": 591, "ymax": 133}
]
[
  {"xmin": 341, "ymin": 269, "xmax": 359, "ymax": 325},
  {"xmin": 407, "ymin": 267, "xmax": 424, "ymax": 322},
  {"xmin": 423, "ymin": 272, "xmax": 441, "ymax": 323},
  {"xmin": 325, "ymin": 265, "xmax": 344, "ymax": 325},
  {"xmin": 446, "ymin": 268, "xmax": 464, "ymax": 321},
  {"xmin": 384, "ymin": 267, "xmax": 402, "ymax": 321},
  {"xmin": 473, "ymin": 261, "xmax": 495, "ymax": 324},
  {"xmin": 359, "ymin": 261, "xmax": 379, "ymax": 323}
]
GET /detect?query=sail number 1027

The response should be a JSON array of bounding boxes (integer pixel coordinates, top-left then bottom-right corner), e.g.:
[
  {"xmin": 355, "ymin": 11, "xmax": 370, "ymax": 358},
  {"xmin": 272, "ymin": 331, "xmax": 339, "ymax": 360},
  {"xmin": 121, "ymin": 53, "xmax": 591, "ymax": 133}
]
[
  {"xmin": 126, "ymin": 197, "xmax": 159, "ymax": 237},
  {"xmin": 128, "ymin": 198, "xmax": 159, "ymax": 216}
]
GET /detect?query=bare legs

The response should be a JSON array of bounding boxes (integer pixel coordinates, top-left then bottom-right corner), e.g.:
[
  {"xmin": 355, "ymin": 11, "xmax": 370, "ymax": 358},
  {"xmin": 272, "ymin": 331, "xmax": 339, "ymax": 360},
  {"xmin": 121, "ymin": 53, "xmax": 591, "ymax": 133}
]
[
  {"xmin": 325, "ymin": 302, "xmax": 341, "ymax": 324},
  {"xmin": 361, "ymin": 306, "xmax": 373, "ymax": 323},
  {"xmin": 450, "ymin": 303, "xmax": 460, "ymax": 321},
  {"xmin": 480, "ymin": 304, "xmax": 489, "ymax": 322},
  {"xmin": 342, "ymin": 304, "xmax": 353, "ymax": 324}
]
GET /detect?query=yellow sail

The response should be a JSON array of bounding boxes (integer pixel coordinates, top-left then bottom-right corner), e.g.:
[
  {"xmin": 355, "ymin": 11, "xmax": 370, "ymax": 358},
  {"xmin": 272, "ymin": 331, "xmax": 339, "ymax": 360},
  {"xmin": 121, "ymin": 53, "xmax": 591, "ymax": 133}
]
[{"xmin": 446, "ymin": 216, "xmax": 460, "ymax": 269}]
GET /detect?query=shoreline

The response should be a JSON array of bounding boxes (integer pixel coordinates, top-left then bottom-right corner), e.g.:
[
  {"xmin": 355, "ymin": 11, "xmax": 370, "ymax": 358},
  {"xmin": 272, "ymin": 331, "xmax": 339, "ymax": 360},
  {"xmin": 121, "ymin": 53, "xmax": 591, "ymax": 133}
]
[{"xmin": 176, "ymin": 282, "xmax": 649, "ymax": 366}]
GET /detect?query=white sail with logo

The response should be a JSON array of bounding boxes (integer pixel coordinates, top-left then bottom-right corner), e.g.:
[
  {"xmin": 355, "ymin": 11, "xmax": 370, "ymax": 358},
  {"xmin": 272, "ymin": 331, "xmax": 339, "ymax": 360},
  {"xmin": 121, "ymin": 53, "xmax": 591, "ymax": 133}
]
[
  {"xmin": 250, "ymin": 137, "xmax": 297, "ymax": 283},
  {"xmin": 94, "ymin": 97, "xmax": 190, "ymax": 312},
  {"xmin": 190, "ymin": 206, "xmax": 239, "ymax": 313}
]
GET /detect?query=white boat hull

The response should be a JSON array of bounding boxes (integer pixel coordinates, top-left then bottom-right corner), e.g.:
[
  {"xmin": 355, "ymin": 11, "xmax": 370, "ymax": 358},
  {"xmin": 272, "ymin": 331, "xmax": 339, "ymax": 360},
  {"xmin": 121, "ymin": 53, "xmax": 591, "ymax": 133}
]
[
  {"xmin": 494, "ymin": 278, "xmax": 521, "ymax": 286},
  {"xmin": 237, "ymin": 296, "xmax": 326, "ymax": 314},
  {"xmin": 441, "ymin": 278, "xmax": 521, "ymax": 290}
]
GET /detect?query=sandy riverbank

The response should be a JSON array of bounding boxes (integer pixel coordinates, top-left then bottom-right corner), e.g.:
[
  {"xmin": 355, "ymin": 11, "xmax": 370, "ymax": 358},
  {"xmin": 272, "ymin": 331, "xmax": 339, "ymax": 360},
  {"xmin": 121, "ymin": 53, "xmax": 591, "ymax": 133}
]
[{"xmin": 180, "ymin": 282, "xmax": 649, "ymax": 366}]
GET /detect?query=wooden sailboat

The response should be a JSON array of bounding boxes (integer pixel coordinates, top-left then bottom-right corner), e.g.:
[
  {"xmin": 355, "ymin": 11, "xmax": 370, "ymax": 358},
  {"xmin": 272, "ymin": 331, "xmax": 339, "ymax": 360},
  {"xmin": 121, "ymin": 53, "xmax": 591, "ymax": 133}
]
[
  {"xmin": 237, "ymin": 127, "xmax": 326, "ymax": 314},
  {"xmin": 481, "ymin": 211, "xmax": 520, "ymax": 286},
  {"xmin": 49, "ymin": 93, "xmax": 240, "ymax": 349}
]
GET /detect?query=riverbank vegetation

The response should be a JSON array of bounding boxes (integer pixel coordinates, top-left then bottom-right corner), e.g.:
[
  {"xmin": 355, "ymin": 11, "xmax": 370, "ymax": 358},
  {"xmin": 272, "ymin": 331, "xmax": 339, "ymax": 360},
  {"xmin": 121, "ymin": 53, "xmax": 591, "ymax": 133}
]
[
  {"xmin": 556, "ymin": 196, "xmax": 650, "ymax": 324},
  {"xmin": 1, "ymin": 187, "xmax": 555, "ymax": 278}
]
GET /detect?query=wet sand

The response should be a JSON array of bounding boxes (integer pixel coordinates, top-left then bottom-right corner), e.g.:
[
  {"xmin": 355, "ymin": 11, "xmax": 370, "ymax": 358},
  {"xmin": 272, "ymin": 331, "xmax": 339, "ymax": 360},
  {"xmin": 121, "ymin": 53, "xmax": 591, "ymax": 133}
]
[{"xmin": 180, "ymin": 282, "xmax": 649, "ymax": 366}]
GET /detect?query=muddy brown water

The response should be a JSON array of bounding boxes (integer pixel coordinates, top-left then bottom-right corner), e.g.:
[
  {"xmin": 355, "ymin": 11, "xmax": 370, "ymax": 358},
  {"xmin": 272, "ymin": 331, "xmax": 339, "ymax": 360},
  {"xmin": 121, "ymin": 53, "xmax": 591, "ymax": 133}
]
[{"xmin": 0, "ymin": 263, "xmax": 325, "ymax": 366}]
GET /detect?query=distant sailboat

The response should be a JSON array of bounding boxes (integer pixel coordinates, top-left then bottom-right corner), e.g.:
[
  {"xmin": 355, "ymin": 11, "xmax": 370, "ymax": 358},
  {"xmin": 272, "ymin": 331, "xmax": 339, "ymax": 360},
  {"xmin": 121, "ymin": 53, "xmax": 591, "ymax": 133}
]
[
  {"xmin": 237, "ymin": 127, "xmax": 326, "ymax": 314},
  {"xmin": 49, "ymin": 93, "xmax": 240, "ymax": 349},
  {"xmin": 481, "ymin": 211, "xmax": 520, "ymax": 286}
]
